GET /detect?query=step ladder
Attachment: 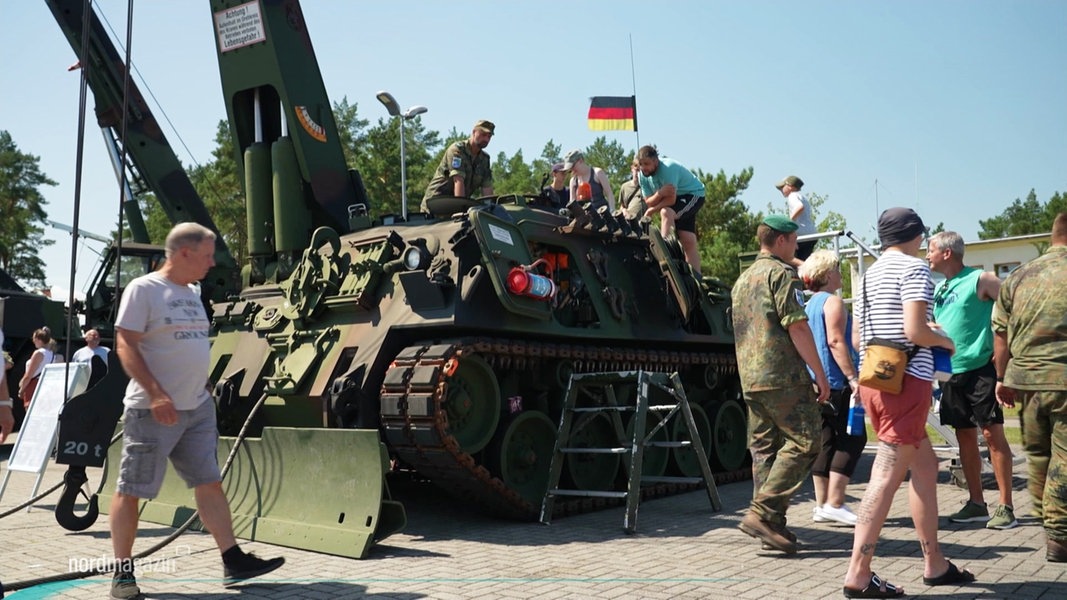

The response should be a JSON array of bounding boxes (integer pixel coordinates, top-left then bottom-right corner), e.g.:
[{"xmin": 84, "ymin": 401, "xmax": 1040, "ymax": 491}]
[{"xmin": 539, "ymin": 370, "xmax": 721, "ymax": 533}]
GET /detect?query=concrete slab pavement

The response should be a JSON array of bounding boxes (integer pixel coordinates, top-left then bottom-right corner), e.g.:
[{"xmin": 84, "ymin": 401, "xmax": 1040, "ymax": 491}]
[{"xmin": 1, "ymin": 441, "xmax": 1063, "ymax": 599}]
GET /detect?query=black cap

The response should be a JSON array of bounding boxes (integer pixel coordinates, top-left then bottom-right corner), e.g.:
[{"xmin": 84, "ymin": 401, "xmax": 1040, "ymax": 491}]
[{"xmin": 878, "ymin": 207, "xmax": 927, "ymax": 246}]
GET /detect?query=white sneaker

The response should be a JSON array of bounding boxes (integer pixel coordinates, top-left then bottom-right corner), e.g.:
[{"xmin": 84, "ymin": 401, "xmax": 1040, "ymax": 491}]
[
  {"xmin": 813, "ymin": 505, "xmax": 831, "ymax": 523},
  {"xmin": 819, "ymin": 503, "xmax": 858, "ymax": 526}
]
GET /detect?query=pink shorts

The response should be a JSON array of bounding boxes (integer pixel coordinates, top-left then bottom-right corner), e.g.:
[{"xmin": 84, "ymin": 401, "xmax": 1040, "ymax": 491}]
[{"xmin": 860, "ymin": 374, "xmax": 932, "ymax": 448}]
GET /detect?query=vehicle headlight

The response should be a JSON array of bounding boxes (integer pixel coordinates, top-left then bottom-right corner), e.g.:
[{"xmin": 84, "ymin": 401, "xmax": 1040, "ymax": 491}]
[{"xmin": 403, "ymin": 246, "xmax": 430, "ymax": 271}]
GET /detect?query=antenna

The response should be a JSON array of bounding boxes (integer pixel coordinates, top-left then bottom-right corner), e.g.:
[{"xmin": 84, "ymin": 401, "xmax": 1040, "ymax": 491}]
[{"xmin": 874, "ymin": 178, "xmax": 879, "ymax": 221}]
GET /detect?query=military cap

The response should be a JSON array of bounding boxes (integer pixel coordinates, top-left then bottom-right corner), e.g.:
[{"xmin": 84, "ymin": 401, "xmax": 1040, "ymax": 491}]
[
  {"xmin": 775, "ymin": 175, "xmax": 804, "ymax": 190},
  {"xmin": 474, "ymin": 119, "xmax": 495, "ymax": 135},
  {"xmin": 763, "ymin": 214, "xmax": 799, "ymax": 233}
]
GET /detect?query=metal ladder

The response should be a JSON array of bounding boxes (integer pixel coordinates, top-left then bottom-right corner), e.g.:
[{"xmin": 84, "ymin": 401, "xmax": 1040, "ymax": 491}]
[{"xmin": 539, "ymin": 370, "xmax": 721, "ymax": 533}]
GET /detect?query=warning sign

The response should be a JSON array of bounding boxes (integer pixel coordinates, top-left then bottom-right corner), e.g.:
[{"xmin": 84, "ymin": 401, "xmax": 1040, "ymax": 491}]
[{"xmin": 214, "ymin": 0, "xmax": 266, "ymax": 53}]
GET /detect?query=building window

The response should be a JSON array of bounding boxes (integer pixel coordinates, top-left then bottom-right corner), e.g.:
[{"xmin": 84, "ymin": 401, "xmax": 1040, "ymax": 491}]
[{"xmin": 995, "ymin": 262, "xmax": 1020, "ymax": 279}]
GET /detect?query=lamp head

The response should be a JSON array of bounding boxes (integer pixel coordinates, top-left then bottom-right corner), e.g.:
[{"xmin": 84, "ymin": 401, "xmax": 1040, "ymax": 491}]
[
  {"xmin": 404, "ymin": 105, "xmax": 428, "ymax": 119},
  {"xmin": 375, "ymin": 90, "xmax": 400, "ymax": 117}
]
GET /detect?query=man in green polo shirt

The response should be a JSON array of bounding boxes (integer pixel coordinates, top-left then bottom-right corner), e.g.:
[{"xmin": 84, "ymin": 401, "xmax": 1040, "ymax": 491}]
[
  {"xmin": 422, "ymin": 119, "xmax": 495, "ymax": 212},
  {"xmin": 731, "ymin": 214, "xmax": 829, "ymax": 555},
  {"xmin": 927, "ymin": 231, "xmax": 1017, "ymax": 530}
]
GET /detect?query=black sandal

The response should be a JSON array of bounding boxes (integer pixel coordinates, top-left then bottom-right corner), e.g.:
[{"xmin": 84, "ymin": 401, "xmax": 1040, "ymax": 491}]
[
  {"xmin": 843, "ymin": 572, "xmax": 905, "ymax": 598},
  {"xmin": 922, "ymin": 560, "xmax": 975, "ymax": 586}
]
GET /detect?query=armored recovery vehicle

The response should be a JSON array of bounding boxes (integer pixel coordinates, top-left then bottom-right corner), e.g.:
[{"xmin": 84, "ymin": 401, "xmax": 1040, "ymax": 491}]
[
  {"xmin": 202, "ymin": 0, "xmax": 747, "ymax": 521},
  {"xmin": 48, "ymin": 0, "xmax": 745, "ymax": 550}
]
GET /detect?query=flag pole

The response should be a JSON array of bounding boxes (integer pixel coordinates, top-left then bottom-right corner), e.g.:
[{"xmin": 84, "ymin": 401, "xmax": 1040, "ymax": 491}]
[{"xmin": 629, "ymin": 34, "xmax": 639, "ymax": 149}]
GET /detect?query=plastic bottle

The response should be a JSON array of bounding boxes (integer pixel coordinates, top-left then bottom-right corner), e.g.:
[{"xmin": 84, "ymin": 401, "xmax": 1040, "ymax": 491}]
[{"xmin": 846, "ymin": 392, "xmax": 866, "ymax": 436}]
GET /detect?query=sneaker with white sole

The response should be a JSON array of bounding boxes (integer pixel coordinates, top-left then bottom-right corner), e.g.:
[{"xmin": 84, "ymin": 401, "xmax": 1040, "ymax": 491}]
[
  {"xmin": 813, "ymin": 505, "xmax": 831, "ymax": 522},
  {"xmin": 986, "ymin": 504, "xmax": 1019, "ymax": 530},
  {"xmin": 947, "ymin": 500, "xmax": 990, "ymax": 523},
  {"xmin": 818, "ymin": 503, "xmax": 858, "ymax": 526}
]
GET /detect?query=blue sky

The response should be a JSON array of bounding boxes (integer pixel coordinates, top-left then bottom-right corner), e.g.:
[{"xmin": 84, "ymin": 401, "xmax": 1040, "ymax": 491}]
[{"xmin": 2, "ymin": 0, "xmax": 1065, "ymax": 295}]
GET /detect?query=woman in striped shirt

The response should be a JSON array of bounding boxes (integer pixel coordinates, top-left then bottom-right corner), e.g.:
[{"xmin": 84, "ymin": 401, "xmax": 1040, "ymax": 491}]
[{"xmin": 843, "ymin": 208, "xmax": 972, "ymax": 598}]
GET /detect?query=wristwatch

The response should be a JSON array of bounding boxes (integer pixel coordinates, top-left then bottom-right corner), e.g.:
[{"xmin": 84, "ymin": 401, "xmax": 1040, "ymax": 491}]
[{"xmin": 995, "ymin": 376, "xmax": 1005, "ymax": 383}]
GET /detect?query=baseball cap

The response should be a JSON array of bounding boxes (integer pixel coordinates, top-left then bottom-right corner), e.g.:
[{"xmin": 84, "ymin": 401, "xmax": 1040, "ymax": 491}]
[
  {"xmin": 562, "ymin": 149, "xmax": 583, "ymax": 170},
  {"xmin": 775, "ymin": 175, "xmax": 804, "ymax": 190}
]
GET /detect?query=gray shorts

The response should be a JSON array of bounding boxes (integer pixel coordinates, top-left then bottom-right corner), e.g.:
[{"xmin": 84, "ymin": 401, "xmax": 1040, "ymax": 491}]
[{"xmin": 116, "ymin": 399, "xmax": 221, "ymax": 499}]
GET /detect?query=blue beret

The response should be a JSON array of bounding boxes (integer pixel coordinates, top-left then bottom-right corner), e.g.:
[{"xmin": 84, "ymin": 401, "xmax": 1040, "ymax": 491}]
[{"xmin": 763, "ymin": 214, "xmax": 799, "ymax": 233}]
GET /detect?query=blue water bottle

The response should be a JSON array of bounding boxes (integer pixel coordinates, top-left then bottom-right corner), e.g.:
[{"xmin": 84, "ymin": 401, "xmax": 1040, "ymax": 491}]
[{"xmin": 846, "ymin": 393, "xmax": 865, "ymax": 436}]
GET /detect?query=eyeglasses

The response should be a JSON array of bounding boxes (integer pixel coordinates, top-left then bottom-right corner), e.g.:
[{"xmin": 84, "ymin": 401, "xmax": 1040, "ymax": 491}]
[{"xmin": 933, "ymin": 287, "xmax": 951, "ymax": 307}]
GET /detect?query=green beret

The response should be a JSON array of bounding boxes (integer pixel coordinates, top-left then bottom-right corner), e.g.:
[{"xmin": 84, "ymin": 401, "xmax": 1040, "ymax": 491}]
[{"xmin": 763, "ymin": 214, "xmax": 799, "ymax": 233}]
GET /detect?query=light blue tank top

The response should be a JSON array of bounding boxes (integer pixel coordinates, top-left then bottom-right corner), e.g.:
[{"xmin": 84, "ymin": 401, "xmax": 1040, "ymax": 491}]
[{"xmin": 805, "ymin": 291, "xmax": 858, "ymax": 390}]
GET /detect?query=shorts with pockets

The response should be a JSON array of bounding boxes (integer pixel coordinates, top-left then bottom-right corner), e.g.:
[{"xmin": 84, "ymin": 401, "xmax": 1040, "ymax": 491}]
[
  {"xmin": 116, "ymin": 398, "xmax": 220, "ymax": 499},
  {"xmin": 938, "ymin": 361, "xmax": 1003, "ymax": 429}
]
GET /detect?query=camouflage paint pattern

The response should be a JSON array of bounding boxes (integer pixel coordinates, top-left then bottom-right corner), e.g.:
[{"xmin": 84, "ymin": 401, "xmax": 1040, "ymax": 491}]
[
  {"xmin": 731, "ymin": 253, "xmax": 811, "ymax": 392},
  {"xmin": 991, "ymin": 246, "xmax": 1067, "ymax": 390},
  {"xmin": 744, "ymin": 386, "xmax": 820, "ymax": 525},
  {"xmin": 422, "ymin": 140, "xmax": 494, "ymax": 207},
  {"xmin": 1018, "ymin": 390, "xmax": 1067, "ymax": 541},
  {"xmin": 991, "ymin": 245, "xmax": 1066, "ymax": 540}
]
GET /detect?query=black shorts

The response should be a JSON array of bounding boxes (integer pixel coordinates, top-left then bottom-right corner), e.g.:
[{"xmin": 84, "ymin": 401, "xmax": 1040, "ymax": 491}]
[
  {"xmin": 796, "ymin": 240, "xmax": 817, "ymax": 261},
  {"xmin": 938, "ymin": 361, "xmax": 1003, "ymax": 429},
  {"xmin": 671, "ymin": 194, "xmax": 704, "ymax": 233}
]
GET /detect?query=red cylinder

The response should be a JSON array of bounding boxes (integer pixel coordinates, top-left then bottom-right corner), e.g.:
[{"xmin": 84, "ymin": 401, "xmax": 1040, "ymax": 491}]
[{"xmin": 506, "ymin": 267, "xmax": 556, "ymax": 300}]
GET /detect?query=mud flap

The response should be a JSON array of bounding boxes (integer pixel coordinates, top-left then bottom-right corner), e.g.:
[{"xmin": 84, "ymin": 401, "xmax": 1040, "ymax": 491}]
[{"xmin": 100, "ymin": 427, "xmax": 404, "ymax": 558}]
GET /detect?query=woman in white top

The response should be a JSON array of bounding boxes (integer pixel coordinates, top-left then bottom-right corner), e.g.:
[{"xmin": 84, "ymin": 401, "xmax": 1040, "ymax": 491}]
[{"xmin": 18, "ymin": 328, "xmax": 54, "ymax": 409}]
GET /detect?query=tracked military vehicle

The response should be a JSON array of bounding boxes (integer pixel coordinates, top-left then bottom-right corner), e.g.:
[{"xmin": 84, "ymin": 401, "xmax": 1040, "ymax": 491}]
[
  {"xmin": 200, "ymin": 0, "xmax": 746, "ymax": 520},
  {"xmin": 211, "ymin": 195, "xmax": 746, "ymax": 519},
  {"xmin": 48, "ymin": 0, "xmax": 745, "ymax": 547}
]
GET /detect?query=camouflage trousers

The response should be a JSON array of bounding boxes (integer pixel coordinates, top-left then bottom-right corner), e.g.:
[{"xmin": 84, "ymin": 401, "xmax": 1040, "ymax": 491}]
[
  {"xmin": 744, "ymin": 386, "xmax": 821, "ymax": 525},
  {"xmin": 1018, "ymin": 389, "xmax": 1067, "ymax": 541}
]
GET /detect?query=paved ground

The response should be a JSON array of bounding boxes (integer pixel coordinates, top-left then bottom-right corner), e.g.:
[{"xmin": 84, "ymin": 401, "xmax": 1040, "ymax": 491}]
[{"xmin": 1, "ymin": 436, "xmax": 1063, "ymax": 600}]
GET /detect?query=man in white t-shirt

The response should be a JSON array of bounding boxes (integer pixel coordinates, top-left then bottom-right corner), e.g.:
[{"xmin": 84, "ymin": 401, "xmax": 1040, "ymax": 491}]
[
  {"xmin": 108, "ymin": 223, "xmax": 283, "ymax": 599},
  {"xmin": 776, "ymin": 175, "xmax": 816, "ymax": 265},
  {"xmin": 72, "ymin": 328, "xmax": 110, "ymax": 365}
]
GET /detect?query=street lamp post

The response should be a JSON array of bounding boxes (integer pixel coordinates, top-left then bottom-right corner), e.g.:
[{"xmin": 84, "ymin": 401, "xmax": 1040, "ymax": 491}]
[{"xmin": 376, "ymin": 91, "xmax": 427, "ymax": 221}]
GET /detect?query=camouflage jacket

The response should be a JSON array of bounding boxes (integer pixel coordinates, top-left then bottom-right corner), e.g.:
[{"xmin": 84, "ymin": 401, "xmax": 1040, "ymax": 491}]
[
  {"xmin": 423, "ymin": 140, "xmax": 493, "ymax": 204},
  {"xmin": 731, "ymin": 252, "xmax": 812, "ymax": 392},
  {"xmin": 992, "ymin": 246, "xmax": 1067, "ymax": 390}
]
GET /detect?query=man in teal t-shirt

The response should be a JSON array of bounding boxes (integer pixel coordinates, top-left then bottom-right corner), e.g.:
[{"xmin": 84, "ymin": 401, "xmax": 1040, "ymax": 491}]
[
  {"xmin": 928, "ymin": 231, "xmax": 1017, "ymax": 530},
  {"xmin": 636, "ymin": 145, "xmax": 706, "ymax": 274}
]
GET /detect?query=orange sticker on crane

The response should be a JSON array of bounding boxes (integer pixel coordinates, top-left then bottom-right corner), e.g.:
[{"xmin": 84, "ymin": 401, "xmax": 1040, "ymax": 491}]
[{"xmin": 294, "ymin": 106, "xmax": 327, "ymax": 142}]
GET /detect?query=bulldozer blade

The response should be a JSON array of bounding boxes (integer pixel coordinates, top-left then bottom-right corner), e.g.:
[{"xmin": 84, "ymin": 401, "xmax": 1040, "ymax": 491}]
[{"xmin": 101, "ymin": 427, "xmax": 404, "ymax": 558}]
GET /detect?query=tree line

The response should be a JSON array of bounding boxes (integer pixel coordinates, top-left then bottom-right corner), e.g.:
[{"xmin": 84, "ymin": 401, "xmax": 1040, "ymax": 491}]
[{"xmin": 1, "ymin": 107, "xmax": 1063, "ymax": 288}]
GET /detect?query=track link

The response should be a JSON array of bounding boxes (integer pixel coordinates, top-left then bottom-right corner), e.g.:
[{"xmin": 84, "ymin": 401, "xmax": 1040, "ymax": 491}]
[{"xmin": 380, "ymin": 337, "xmax": 746, "ymax": 519}]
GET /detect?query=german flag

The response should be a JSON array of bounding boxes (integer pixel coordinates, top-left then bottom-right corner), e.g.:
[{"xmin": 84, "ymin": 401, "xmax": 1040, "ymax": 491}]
[{"xmin": 587, "ymin": 96, "xmax": 637, "ymax": 131}]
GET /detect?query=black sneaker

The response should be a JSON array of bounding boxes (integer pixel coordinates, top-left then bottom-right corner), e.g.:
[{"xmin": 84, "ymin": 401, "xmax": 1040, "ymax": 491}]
[
  {"xmin": 223, "ymin": 552, "xmax": 285, "ymax": 587},
  {"xmin": 110, "ymin": 571, "xmax": 144, "ymax": 600}
]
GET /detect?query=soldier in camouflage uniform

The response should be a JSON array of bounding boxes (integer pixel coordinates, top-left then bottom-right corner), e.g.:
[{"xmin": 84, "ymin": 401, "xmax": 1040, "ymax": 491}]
[
  {"xmin": 992, "ymin": 212, "xmax": 1067, "ymax": 563},
  {"xmin": 422, "ymin": 119, "xmax": 495, "ymax": 212},
  {"xmin": 731, "ymin": 214, "xmax": 830, "ymax": 554}
]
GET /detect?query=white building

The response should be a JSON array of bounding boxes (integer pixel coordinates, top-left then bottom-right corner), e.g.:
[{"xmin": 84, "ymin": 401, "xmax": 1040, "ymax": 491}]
[{"xmin": 843, "ymin": 231, "xmax": 1052, "ymax": 296}]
